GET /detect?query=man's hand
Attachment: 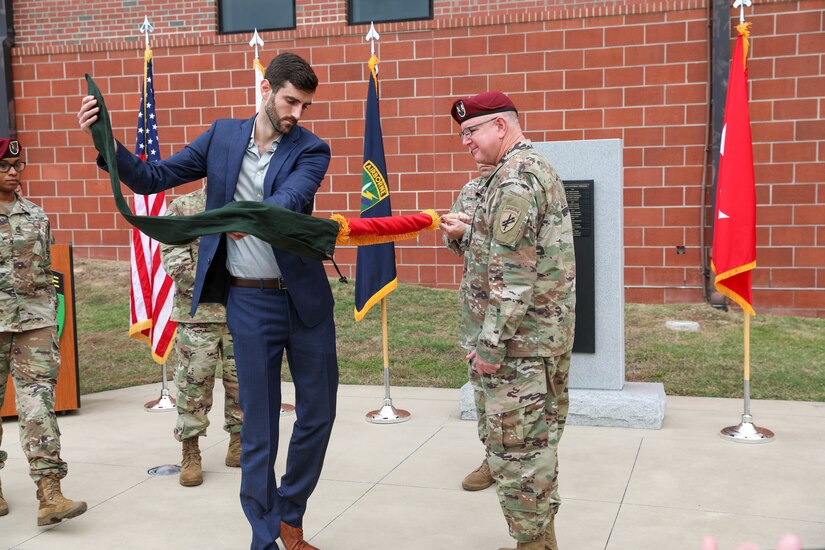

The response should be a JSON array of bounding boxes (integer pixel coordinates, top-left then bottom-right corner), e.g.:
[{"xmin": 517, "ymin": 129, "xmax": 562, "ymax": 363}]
[
  {"xmin": 77, "ymin": 95, "xmax": 100, "ymax": 136},
  {"xmin": 466, "ymin": 350, "xmax": 500, "ymax": 374},
  {"xmin": 440, "ymin": 212, "xmax": 472, "ymax": 241},
  {"xmin": 228, "ymin": 232, "xmax": 249, "ymax": 241}
]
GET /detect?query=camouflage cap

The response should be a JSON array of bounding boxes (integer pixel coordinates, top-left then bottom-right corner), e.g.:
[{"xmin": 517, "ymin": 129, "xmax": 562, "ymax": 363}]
[
  {"xmin": 451, "ymin": 92, "xmax": 517, "ymax": 124},
  {"xmin": 0, "ymin": 138, "xmax": 21, "ymax": 159}
]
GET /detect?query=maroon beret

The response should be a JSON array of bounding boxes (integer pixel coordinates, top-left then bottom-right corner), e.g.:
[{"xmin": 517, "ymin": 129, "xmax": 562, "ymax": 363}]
[
  {"xmin": 451, "ymin": 92, "xmax": 518, "ymax": 124},
  {"xmin": 0, "ymin": 138, "xmax": 21, "ymax": 159}
]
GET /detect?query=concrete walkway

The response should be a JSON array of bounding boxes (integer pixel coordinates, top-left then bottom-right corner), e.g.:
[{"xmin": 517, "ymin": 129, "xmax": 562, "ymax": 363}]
[{"xmin": 1, "ymin": 383, "xmax": 824, "ymax": 550}]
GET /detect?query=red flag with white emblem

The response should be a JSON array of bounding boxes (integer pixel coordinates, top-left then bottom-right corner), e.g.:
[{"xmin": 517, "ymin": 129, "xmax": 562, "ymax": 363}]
[{"xmin": 712, "ymin": 23, "xmax": 756, "ymax": 316}]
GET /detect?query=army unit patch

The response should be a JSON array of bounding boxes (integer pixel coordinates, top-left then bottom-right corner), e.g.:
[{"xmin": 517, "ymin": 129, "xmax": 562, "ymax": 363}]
[
  {"xmin": 494, "ymin": 195, "xmax": 530, "ymax": 246},
  {"xmin": 360, "ymin": 160, "xmax": 390, "ymax": 213}
]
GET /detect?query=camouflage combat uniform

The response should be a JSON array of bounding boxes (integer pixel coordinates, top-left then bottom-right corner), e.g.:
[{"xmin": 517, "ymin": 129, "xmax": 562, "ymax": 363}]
[
  {"xmin": 0, "ymin": 194, "xmax": 67, "ymax": 481},
  {"xmin": 458, "ymin": 141, "xmax": 576, "ymax": 543},
  {"xmin": 160, "ymin": 188, "xmax": 242, "ymax": 442}
]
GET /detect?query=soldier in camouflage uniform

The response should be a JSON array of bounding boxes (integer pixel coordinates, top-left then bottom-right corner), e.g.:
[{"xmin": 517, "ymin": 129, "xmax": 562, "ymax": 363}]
[
  {"xmin": 0, "ymin": 138, "xmax": 87, "ymax": 525},
  {"xmin": 448, "ymin": 93, "xmax": 576, "ymax": 550},
  {"xmin": 441, "ymin": 163, "xmax": 497, "ymax": 492},
  {"xmin": 160, "ymin": 187, "xmax": 243, "ymax": 487}
]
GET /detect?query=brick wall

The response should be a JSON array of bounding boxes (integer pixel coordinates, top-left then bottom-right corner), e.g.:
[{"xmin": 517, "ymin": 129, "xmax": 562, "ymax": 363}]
[{"xmin": 9, "ymin": 0, "xmax": 825, "ymax": 316}]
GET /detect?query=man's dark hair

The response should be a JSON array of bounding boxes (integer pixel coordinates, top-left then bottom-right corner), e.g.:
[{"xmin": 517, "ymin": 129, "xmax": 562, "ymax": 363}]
[{"xmin": 265, "ymin": 52, "xmax": 318, "ymax": 93}]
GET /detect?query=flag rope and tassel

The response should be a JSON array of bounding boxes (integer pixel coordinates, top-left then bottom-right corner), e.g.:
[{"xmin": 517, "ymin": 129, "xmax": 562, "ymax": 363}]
[{"xmin": 712, "ymin": 13, "xmax": 772, "ymax": 442}]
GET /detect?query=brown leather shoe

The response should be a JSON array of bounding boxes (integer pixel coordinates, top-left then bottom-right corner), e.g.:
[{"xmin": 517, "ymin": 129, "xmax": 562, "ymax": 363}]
[
  {"xmin": 280, "ymin": 520, "xmax": 319, "ymax": 550},
  {"xmin": 462, "ymin": 458, "xmax": 494, "ymax": 491}
]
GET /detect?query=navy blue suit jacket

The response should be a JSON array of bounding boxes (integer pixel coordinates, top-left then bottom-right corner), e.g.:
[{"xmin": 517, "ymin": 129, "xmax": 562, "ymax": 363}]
[{"xmin": 107, "ymin": 117, "xmax": 334, "ymax": 327}]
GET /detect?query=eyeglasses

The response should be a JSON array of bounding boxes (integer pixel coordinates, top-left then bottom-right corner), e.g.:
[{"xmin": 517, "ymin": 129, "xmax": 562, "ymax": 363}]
[
  {"xmin": 0, "ymin": 161, "xmax": 26, "ymax": 173},
  {"xmin": 457, "ymin": 117, "xmax": 499, "ymax": 140}
]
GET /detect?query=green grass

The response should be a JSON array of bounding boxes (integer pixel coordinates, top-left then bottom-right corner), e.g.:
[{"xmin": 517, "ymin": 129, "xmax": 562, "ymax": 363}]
[{"xmin": 73, "ymin": 259, "xmax": 825, "ymax": 402}]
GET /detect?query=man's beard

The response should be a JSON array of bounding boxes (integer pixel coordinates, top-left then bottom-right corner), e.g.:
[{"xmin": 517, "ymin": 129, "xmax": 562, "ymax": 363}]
[{"xmin": 265, "ymin": 95, "xmax": 297, "ymax": 135}]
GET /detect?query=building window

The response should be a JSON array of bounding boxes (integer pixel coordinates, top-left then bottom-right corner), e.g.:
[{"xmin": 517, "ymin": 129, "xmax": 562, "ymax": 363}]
[
  {"xmin": 348, "ymin": 0, "xmax": 433, "ymax": 25},
  {"xmin": 218, "ymin": 0, "xmax": 296, "ymax": 34}
]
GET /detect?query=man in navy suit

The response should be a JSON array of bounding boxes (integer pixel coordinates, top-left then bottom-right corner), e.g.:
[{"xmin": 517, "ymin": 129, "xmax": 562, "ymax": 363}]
[{"xmin": 78, "ymin": 52, "xmax": 337, "ymax": 550}]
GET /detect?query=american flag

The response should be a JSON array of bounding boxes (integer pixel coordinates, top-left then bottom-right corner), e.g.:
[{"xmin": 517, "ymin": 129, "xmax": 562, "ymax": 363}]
[{"xmin": 128, "ymin": 46, "xmax": 177, "ymax": 363}]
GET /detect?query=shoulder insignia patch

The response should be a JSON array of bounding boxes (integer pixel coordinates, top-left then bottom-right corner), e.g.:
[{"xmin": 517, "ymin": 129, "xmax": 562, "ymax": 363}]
[{"xmin": 494, "ymin": 195, "xmax": 530, "ymax": 246}]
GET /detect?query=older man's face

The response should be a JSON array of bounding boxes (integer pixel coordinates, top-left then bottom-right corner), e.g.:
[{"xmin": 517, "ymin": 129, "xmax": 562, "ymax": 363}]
[{"xmin": 460, "ymin": 116, "xmax": 501, "ymax": 166}]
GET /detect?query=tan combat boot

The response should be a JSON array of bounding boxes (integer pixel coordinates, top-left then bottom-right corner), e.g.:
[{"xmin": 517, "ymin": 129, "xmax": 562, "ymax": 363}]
[
  {"xmin": 179, "ymin": 437, "xmax": 203, "ymax": 486},
  {"xmin": 225, "ymin": 432, "xmax": 241, "ymax": 467},
  {"xmin": 498, "ymin": 533, "xmax": 546, "ymax": 550},
  {"xmin": 0, "ymin": 477, "xmax": 8, "ymax": 517},
  {"xmin": 462, "ymin": 458, "xmax": 494, "ymax": 491},
  {"xmin": 35, "ymin": 475, "xmax": 87, "ymax": 526},
  {"xmin": 545, "ymin": 515, "xmax": 558, "ymax": 550}
]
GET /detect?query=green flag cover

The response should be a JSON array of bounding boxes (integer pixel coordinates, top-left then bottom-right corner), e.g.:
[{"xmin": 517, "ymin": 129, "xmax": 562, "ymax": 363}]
[{"xmin": 85, "ymin": 74, "xmax": 340, "ymax": 262}]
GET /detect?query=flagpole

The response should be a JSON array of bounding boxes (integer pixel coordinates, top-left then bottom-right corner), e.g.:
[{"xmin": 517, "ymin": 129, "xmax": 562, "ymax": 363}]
[
  {"xmin": 365, "ymin": 297, "xmax": 410, "ymax": 423},
  {"xmin": 358, "ymin": 22, "xmax": 409, "ymax": 424},
  {"xmin": 720, "ymin": 311, "xmax": 773, "ymax": 442},
  {"xmin": 135, "ymin": 15, "xmax": 176, "ymax": 414},
  {"xmin": 717, "ymin": 0, "xmax": 772, "ymax": 443}
]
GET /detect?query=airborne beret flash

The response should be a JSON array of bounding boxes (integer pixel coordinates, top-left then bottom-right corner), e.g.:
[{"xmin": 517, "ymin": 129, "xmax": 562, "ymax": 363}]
[
  {"xmin": 451, "ymin": 91, "xmax": 518, "ymax": 124},
  {"xmin": 0, "ymin": 138, "xmax": 21, "ymax": 159}
]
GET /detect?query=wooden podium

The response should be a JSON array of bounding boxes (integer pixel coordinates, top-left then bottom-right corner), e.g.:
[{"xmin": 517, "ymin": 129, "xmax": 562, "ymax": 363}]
[{"xmin": 1, "ymin": 243, "xmax": 80, "ymax": 417}]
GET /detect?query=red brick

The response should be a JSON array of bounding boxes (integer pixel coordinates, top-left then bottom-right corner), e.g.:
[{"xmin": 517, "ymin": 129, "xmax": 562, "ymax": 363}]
[
  {"xmin": 772, "ymin": 142, "xmax": 817, "ymax": 163},
  {"xmin": 626, "ymin": 127, "xmax": 663, "ymax": 146},
  {"xmin": 604, "ymin": 67, "xmax": 644, "ymax": 87},
  {"xmin": 626, "ymin": 287, "xmax": 665, "ymax": 303},
  {"xmin": 665, "ymin": 83, "xmax": 706, "ymax": 104},
  {"xmin": 664, "ymin": 207, "xmax": 701, "ymax": 226},
  {"xmin": 796, "ymin": 163, "xmax": 825, "ymax": 183},
  {"xmin": 775, "ymin": 55, "xmax": 821, "ymax": 78},
  {"xmin": 604, "ymin": 107, "xmax": 643, "ymax": 127},
  {"xmin": 625, "ymin": 167, "xmax": 662, "ymax": 187},
  {"xmin": 625, "ymin": 86, "xmax": 664, "ymax": 106},
  {"xmin": 565, "ymin": 69, "xmax": 603, "ymax": 89},
  {"xmin": 798, "ymin": 31, "xmax": 825, "ymax": 55},
  {"xmin": 666, "ymin": 42, "xmax": 706, "ymax": 63},
  {"xmin": 584, "ymin": 47, "xmax": 624, "ymax": 68},
  {"xmin": 645, "ymin": 64, "xmax": 685, "ymax": 85},
  {"xmin": 584, "ymin": 88, "xmax": 622, "ymax": 108},
  {"xmin": 547, "ymin": 90, "xmax": 584, "ymax": 110},
  {"xmin": 644, "ymin": 147, "xmax": 685, "ymax": 166},
  {"xmin": 625, "ymin": 246, "xmax": 664, "ymax": 266},
  {"xmin": 565, "ymin": 109, "xmax": 602, "ymax": 129},
  {"xmin": 754, "ymin": 162, "xmax": 794, "ymax": 184},
  {"xmin": 565, "ymin": 28, "xmax": 604, "ymax": 50},
  {"xmin": 644, "ymin": 186, "xmax": 684, "ymax": 206},
  {"xmin": 644, "ymin": 106, "xmax": 685, "ymax": 126},
  {"xmin": 796, "ymin": 247, "xmax": 825, "ymax": 267},
  {"xmin": 758, "ymin": 247, "xmax": 794, "ymax": 267},
  {"xmin": 626, "ymin": 206, "xmax": 664, "ymax": 226},
  {"xmin": 605, "ymin": 24, "xmax": 644, "ymax": 46},
  {"xmin": 625, "ymin": 45, "xmax": 665, "ymax": 66},
  {"xmin": 665, "ymin": 125, "xmax": 704, "ymax": 146}
]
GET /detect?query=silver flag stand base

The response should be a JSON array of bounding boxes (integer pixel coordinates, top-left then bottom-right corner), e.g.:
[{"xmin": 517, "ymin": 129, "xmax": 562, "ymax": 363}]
[
  {"xmin": 280, "ymin": 403, "xmax": 295, "ymax": 416},
  {"xmin": 144, "ymin": 387, "xmax": 176, "ymax": 412},
  {"xmin": 720, "ymin": 414, "xmax": 774, "ymax": 443},
  {"xmin": 366, "ymin": 398, "xmax": 410, "ymax": 424},
  {"xmin": 145, "ymin": 362, "xmax": 177, "ymax": 412}
]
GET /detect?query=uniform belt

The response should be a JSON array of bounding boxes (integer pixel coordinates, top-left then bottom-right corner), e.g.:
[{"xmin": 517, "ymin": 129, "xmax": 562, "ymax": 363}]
[{"xmin": 229, "ymin": 277, "xmax": 287, "ymax": 290}]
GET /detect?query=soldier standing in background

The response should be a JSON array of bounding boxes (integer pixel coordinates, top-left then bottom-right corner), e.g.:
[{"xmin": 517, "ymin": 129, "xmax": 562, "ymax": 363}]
[
  {"xmin": 440, "ymin": 162, "xmax": 497, "ymax": 492},
  {"xmin": 0, "ymin": 138, "xmax": 87, "ymax": 525},
  {"xmin": 159, "ymin": 186, "xmax": 243, "ymax": 487},
  {"xmin": 448, "ymin": 93, "xmax": 576, "ymax": 550}
]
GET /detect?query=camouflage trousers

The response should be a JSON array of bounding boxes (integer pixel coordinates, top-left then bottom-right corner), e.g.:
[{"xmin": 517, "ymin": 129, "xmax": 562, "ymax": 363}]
[
  {"xmin": 0, "ymin": 327, "xmax": 68, "ymax": 481},
  {"xmin": 473, "ymin": 351, "xmax": 571, "ymax": 542},
  {"xmin": 173, "ymin": 322, "xmax": 243, "ymax": 441}
]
